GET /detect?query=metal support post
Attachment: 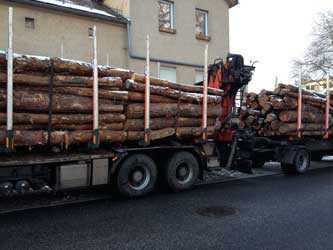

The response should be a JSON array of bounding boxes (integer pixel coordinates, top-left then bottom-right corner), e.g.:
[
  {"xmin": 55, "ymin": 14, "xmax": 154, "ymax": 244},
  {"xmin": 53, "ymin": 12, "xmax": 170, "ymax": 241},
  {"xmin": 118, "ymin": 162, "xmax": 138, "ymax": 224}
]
[
  {"xmin": 143, "ymin": 35, "xmax": 151, "ymax": 145},
  {"xmin": 297, "ymin": 66, "xmax": 302, "ymax": 139},
  {"xmin": 5, "ymin": 7, "xmax": 14, "ymax": 152},
  {"xmin": 90, "ymin": 26, "xmax": 99, "ymax": 149},
  {"xmin": 324, "ymin": 74, "xmax": 330, "ymax": 139},
  {"xmin": 201, "ymin": 45, "xmax": 209, "ymax": 143}
]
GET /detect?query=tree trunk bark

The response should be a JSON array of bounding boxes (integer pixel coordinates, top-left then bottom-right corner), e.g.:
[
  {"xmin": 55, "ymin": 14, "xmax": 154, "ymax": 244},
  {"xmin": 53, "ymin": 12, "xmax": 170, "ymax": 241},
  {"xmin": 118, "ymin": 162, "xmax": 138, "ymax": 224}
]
[
  {"xmin": 0, "ymin": 88, "xmax": 124, "ymax": 113},
  {"xmin": 0, "ymin": 73, "xmax": 123, "ymax": 88},
  {"xmin": 125, "ymin": 103, "xmax": 222, "ymax": 119},
  {"xmin": 0, "ymin": 113, "xmax": 125, "ymax": 125},
  {"xmin": 279, "ymin": 110, "xmax": 330, "ymax": 123},
  {"xmin": 132, "ymin": 73, "xmax": 224, "ymax": 96},
  {"xmin": 279, "ymin": 123, "xmax": 326, "ymax": 134},
  {"xmin": 125, "ymin": 80, "xmax": 222, "ymax": 104}
]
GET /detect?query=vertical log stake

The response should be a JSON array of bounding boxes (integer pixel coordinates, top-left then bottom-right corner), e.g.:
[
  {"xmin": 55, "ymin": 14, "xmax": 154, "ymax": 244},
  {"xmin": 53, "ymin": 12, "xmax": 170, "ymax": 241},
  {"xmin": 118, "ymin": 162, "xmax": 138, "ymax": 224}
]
[
  {"xmin": 324, "ymin": 74, "xmax": 330, "ymax": 139},
  {"xmin": 143, "ymin": 34, "xmax": 151, "ymax": 145},
  {"xmin": 89, "ymin": 26, "xmax": 99, "ymax": 149},
  {"xmin": 201, "ymin": 45, "xmax": 209, "ymax": 143},
  {"xmin": 4, "ymin": 7, "xmax": 14, "ymax": 152},
  {"xmin": 297, "ymin": 67, "xmax": 302, "ymax": 139}
]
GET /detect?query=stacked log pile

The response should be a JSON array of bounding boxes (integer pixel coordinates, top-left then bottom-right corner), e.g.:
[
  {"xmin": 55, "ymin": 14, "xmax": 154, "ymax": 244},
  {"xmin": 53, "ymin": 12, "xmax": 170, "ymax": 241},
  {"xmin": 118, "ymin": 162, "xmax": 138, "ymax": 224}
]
[
  {"xmin": 0, "ymin": 52, "xmax": 223, "ymax": 148},
  {"xmin": 240, "ymin": 83, "xmax": 332, "ymax": 137}
]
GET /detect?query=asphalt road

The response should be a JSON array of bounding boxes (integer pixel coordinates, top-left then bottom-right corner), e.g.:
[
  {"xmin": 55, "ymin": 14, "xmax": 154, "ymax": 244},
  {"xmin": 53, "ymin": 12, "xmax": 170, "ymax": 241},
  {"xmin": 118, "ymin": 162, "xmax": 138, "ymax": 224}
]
[{"xmin": 2, "ymin": 164, "xmax": 333, "ymax": 250}]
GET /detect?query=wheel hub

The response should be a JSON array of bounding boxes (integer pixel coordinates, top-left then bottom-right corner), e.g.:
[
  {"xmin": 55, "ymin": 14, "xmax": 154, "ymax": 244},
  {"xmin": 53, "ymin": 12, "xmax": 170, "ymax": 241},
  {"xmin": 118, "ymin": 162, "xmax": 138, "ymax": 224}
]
[
  {"xmin": 132, "ymin": 170, "xmax": 144, "ymax": 183},
  {"xmin": 176, "ymin": 163, "xmax": 193, "ymax": 184},
  {"xmin": 296, "ymin": 152, "xmax": 308, "ymax": 172},
  {"xmin": 128, "ymin": 166, "xmax": 151, "ymax": 191}
]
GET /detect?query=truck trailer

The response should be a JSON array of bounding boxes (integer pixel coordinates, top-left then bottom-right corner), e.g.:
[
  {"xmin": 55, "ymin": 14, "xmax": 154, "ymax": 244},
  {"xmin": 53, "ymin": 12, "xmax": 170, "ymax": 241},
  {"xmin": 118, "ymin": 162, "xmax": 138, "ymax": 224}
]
[{"xmin": 0, "ymin": 10, "xmax": 330, "ymax": 200}]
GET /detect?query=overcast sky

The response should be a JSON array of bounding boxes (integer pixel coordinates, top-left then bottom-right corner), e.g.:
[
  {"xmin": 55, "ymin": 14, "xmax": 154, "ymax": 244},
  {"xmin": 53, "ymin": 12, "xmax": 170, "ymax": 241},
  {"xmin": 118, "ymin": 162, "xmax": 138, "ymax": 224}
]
[{"xmin": 230, "ymin": 0, "xmax": 333, "ymax": 92}]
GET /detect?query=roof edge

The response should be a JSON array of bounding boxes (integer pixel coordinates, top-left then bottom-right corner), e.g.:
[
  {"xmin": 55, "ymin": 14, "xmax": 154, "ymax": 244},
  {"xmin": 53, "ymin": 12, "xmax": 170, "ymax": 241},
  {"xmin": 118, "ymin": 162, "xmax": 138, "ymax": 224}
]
[
  {"xmin": 5, "ymin": 0, "xmax": 128, "ymax": 25},
  {"xmin": 226, "ymin": 0, "xmax": 239, "ymax": 8}
]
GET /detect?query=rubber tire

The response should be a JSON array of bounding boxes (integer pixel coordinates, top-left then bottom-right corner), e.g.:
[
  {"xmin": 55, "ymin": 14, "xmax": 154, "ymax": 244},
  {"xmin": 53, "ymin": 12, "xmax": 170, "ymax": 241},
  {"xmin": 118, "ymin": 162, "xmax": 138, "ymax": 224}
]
[
  {"xmin": 116, "ymin": 154, "xmax": 157, "ymax": 198},
  {"xmin": 281, "ymin": 149, "xmax": 310, "ymax": 175},
  {"xmin": 165, "ymin": 151, "xmax": 199, "ymax": 192}
]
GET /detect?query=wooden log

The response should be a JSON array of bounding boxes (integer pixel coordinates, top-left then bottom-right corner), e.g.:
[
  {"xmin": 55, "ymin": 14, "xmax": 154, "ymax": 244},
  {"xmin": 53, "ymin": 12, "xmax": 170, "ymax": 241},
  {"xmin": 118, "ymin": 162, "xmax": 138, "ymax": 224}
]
[
  {"xmin": 250, "ymin": 101, "xmax": 260, "ymax": 109},
  {"xmin": 245, "ymin": 115, "xmax": 256, "ymax": 126},
  {"xmin": 132, "ymin": 73, "xmax": 224, "ymax": 96},
  {"xmin": 279, "ymin": 123, "xmax": 326, "ymax": 134},
  {"xmin": 176, "ymin": 126, "xmax": 215, "ymax": 138},
  {"xmin": 253, "ymin": 118, "xmax": 265, "ymax": 130},
  {"xmin": 16, "ymin": 85, "xmax": 129, "ymax": 101},
  {"xmin": 0, "ymin": 88, "xmax": 123, "ymax": 113},
  {"xmin": 283, "ymin": 96, "xmax": 327, "ymax": 111},
  {"xmin": 258, "ymin": 94, "xmax": 270, "ymax": 103},
  {"xmin": 279, "ymin": 88, "xmax": 327, "ymax": 105},
  {"xmin": 0, "ymin": 130, "xmax": 128, "ymax": 147},
  {"xmin": 260, "ymin": 90, "xmax": 274, "ymax": 96},
  {"xmin": 262, "ymin": 102, "xmax": 273, "ymax": 112},
  {"xmin": 127, "ymin": 128, "xmax": 175, "ymax": 141},
  {"xmin": 265, "ymin": 113, "xmax": 277, "ymax": 123},
  {"xmin": 0, "ymin": 123, "xmax": 124, "ymax": 131},
  {"xmin": 128, "ymin": 92, "xmax": 177, "ymax": 103},
  {"xmin": 248, "ymin": 108, "xmax": 261, "ymax": 117},
  {"xmin": 124, "ymin": 117, "xmax": 216, "ymax": 131},
  {"xmin": 271, "ymin": 98, "xmax": 286, "ymax": 110},
  {"xmin": 0, "ymin": 113, "xmax": 125, "ymax": 125},
  {"xmin": 0, "ymin": 53, "xmax": 134, "ymax": 79},
  {"xmin": 125, "ymin": 118, "xmax": 176, "ymax": 131},
  {"xmin": 279, "ymin": 110, "xmax": 330, "ymax": 123},
  {"xmin": 270, "ymin": 120, "xmax": 281, "ymax": 131},
  {"xmin": 125, "ymin": 80, "xmax": 222, "ymax": 104},
  {"xmin": 273, "ymin": 87, "xmax": 282, "ymax": 95},
  {"xmin": 278, "ymin": 83, "xmax": 326, "ymax": 98},
  {"xmin": 0, "ymin": 73, "xmax": 123, "ymax": 88},
  {"xmin": 125, "ymin": 103, "xmax": 222, "ymax": 119}
]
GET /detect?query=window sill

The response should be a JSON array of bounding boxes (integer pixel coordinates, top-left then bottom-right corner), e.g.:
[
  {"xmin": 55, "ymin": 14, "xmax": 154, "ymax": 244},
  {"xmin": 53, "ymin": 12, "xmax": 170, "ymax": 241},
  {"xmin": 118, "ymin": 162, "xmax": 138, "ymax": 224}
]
[
  {"xmin": 159, "ymin": 27, "xmax": 177, "ymax": 34},
  {"xmin": 196, "ymin": 34, "xmax": 211, "ymax": 42}
]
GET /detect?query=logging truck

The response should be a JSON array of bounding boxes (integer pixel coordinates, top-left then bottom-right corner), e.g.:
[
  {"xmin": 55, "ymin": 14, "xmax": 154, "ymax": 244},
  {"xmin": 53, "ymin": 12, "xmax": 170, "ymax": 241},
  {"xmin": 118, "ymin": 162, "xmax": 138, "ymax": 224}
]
[
  {"xmin": 1, "ymin": 9, "xmax": 332, "ymax": 200},
  {"xmin": 2, "ymin": 49, "xmax": 328, "ymax": 199}
]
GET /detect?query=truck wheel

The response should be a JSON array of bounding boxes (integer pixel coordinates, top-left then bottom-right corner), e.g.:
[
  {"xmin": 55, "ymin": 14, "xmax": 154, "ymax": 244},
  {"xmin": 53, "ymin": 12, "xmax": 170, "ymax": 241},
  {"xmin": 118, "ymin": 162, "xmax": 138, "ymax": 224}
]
[
  {"xmin": 165, "ymin": 151, "xmax": 199, "ymax": 192},
  {"xmin": 281, "ymin": 149, "xmax": 310, "ymax": 175},
  {"xmin": 117, "ymin": 154, "xmax": 157, "ymax": 198}
]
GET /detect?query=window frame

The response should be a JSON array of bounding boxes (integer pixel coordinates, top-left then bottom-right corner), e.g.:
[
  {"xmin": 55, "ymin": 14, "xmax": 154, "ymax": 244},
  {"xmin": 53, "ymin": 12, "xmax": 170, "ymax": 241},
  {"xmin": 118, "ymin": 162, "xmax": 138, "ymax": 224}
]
[
  {"xmin": 25, "ymin": 17, "xmax": 35, "ymax": 29},
  {"xmin": 88, "ymin": 27, "xmax": 94, "ymax": 38},
  {"xmin": 158, "ymin": 0, "xmax": 175, "ymax": 33},
  {"xmin": 195, "ymin": 9, "xmax": 210, "ymax": 41},
  {"xmin": 195, "ymin": 70, "xmax": 204, "ymax": 83},
  {"xmin": 159, "ymin": 65, "xmax": 177, "ymax": 83}
]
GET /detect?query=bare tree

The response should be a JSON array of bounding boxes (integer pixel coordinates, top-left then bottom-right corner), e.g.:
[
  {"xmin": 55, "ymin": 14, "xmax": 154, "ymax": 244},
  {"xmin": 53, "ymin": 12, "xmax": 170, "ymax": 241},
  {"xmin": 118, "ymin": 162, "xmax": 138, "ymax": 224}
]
[{"xmin": 291, "ymin": 10, "xmax": 333, "ymax": 81}]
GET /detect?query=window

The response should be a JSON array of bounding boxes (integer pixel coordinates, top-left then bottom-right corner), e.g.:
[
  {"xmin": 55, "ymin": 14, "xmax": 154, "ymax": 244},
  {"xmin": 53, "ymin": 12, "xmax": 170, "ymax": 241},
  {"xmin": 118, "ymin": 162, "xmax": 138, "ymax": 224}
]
[
  {"xmin": 160, "ymin": 66, "xmax": 177, "ymax": 83},
  {"xmin": 25, "ymin": 17, "xmax": 35, "ymax": 29},
  {"xmin": 195, "ymin": 9, "xmax": 208, "ymax": 36},
  {"xmin": 158, "ymin": 1, "xmax": 174, "ymax": 31},
  {"xmin": 195, "ymin": 70, "xmax": 204, "ymax": 83},
  {"xmin": 88, "ymin": 27, "xmax": 94, "ymax": 38}
]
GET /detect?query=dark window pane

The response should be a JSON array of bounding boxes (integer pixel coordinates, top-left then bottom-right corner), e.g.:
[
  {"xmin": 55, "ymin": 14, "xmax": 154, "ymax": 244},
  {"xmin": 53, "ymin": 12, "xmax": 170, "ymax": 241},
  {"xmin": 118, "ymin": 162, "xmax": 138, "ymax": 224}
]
[
  {"xmin": 25, "ymin": 17, "xmax": 35, "ymax": 29},
  {"xmin": 196, "ymin": 10, "xmax": 207, "ymax": 35},
  {"xmin": 159, "ymin": 1, "xmax": 172, "ymax": 29}
]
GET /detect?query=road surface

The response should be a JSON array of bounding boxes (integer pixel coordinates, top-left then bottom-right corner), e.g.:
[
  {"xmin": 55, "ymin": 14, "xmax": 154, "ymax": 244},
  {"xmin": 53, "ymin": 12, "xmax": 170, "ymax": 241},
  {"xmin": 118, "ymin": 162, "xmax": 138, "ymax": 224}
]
[{"xmin": 1, "ymin": 163, "xmax": 333, "ymax": 250}]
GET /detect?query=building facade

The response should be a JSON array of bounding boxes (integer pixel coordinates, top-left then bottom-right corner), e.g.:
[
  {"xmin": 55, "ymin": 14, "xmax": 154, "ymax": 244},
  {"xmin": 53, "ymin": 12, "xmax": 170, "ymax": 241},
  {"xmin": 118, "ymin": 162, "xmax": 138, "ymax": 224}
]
[
  {"xmin": 302, "ymin": 77, "xmax": 333, "ymax": 93},
  {"xmin": 0, "ymin": 0, "xmax": 237, "ymax": 84}
]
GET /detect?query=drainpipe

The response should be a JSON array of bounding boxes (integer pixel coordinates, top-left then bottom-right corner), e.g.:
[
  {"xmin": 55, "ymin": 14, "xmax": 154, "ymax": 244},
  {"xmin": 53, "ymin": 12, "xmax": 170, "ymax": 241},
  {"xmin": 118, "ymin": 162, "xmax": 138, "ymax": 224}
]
[{"xmin": 127, "ymin": 21, "xmax": 204, "ymax": 68}]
